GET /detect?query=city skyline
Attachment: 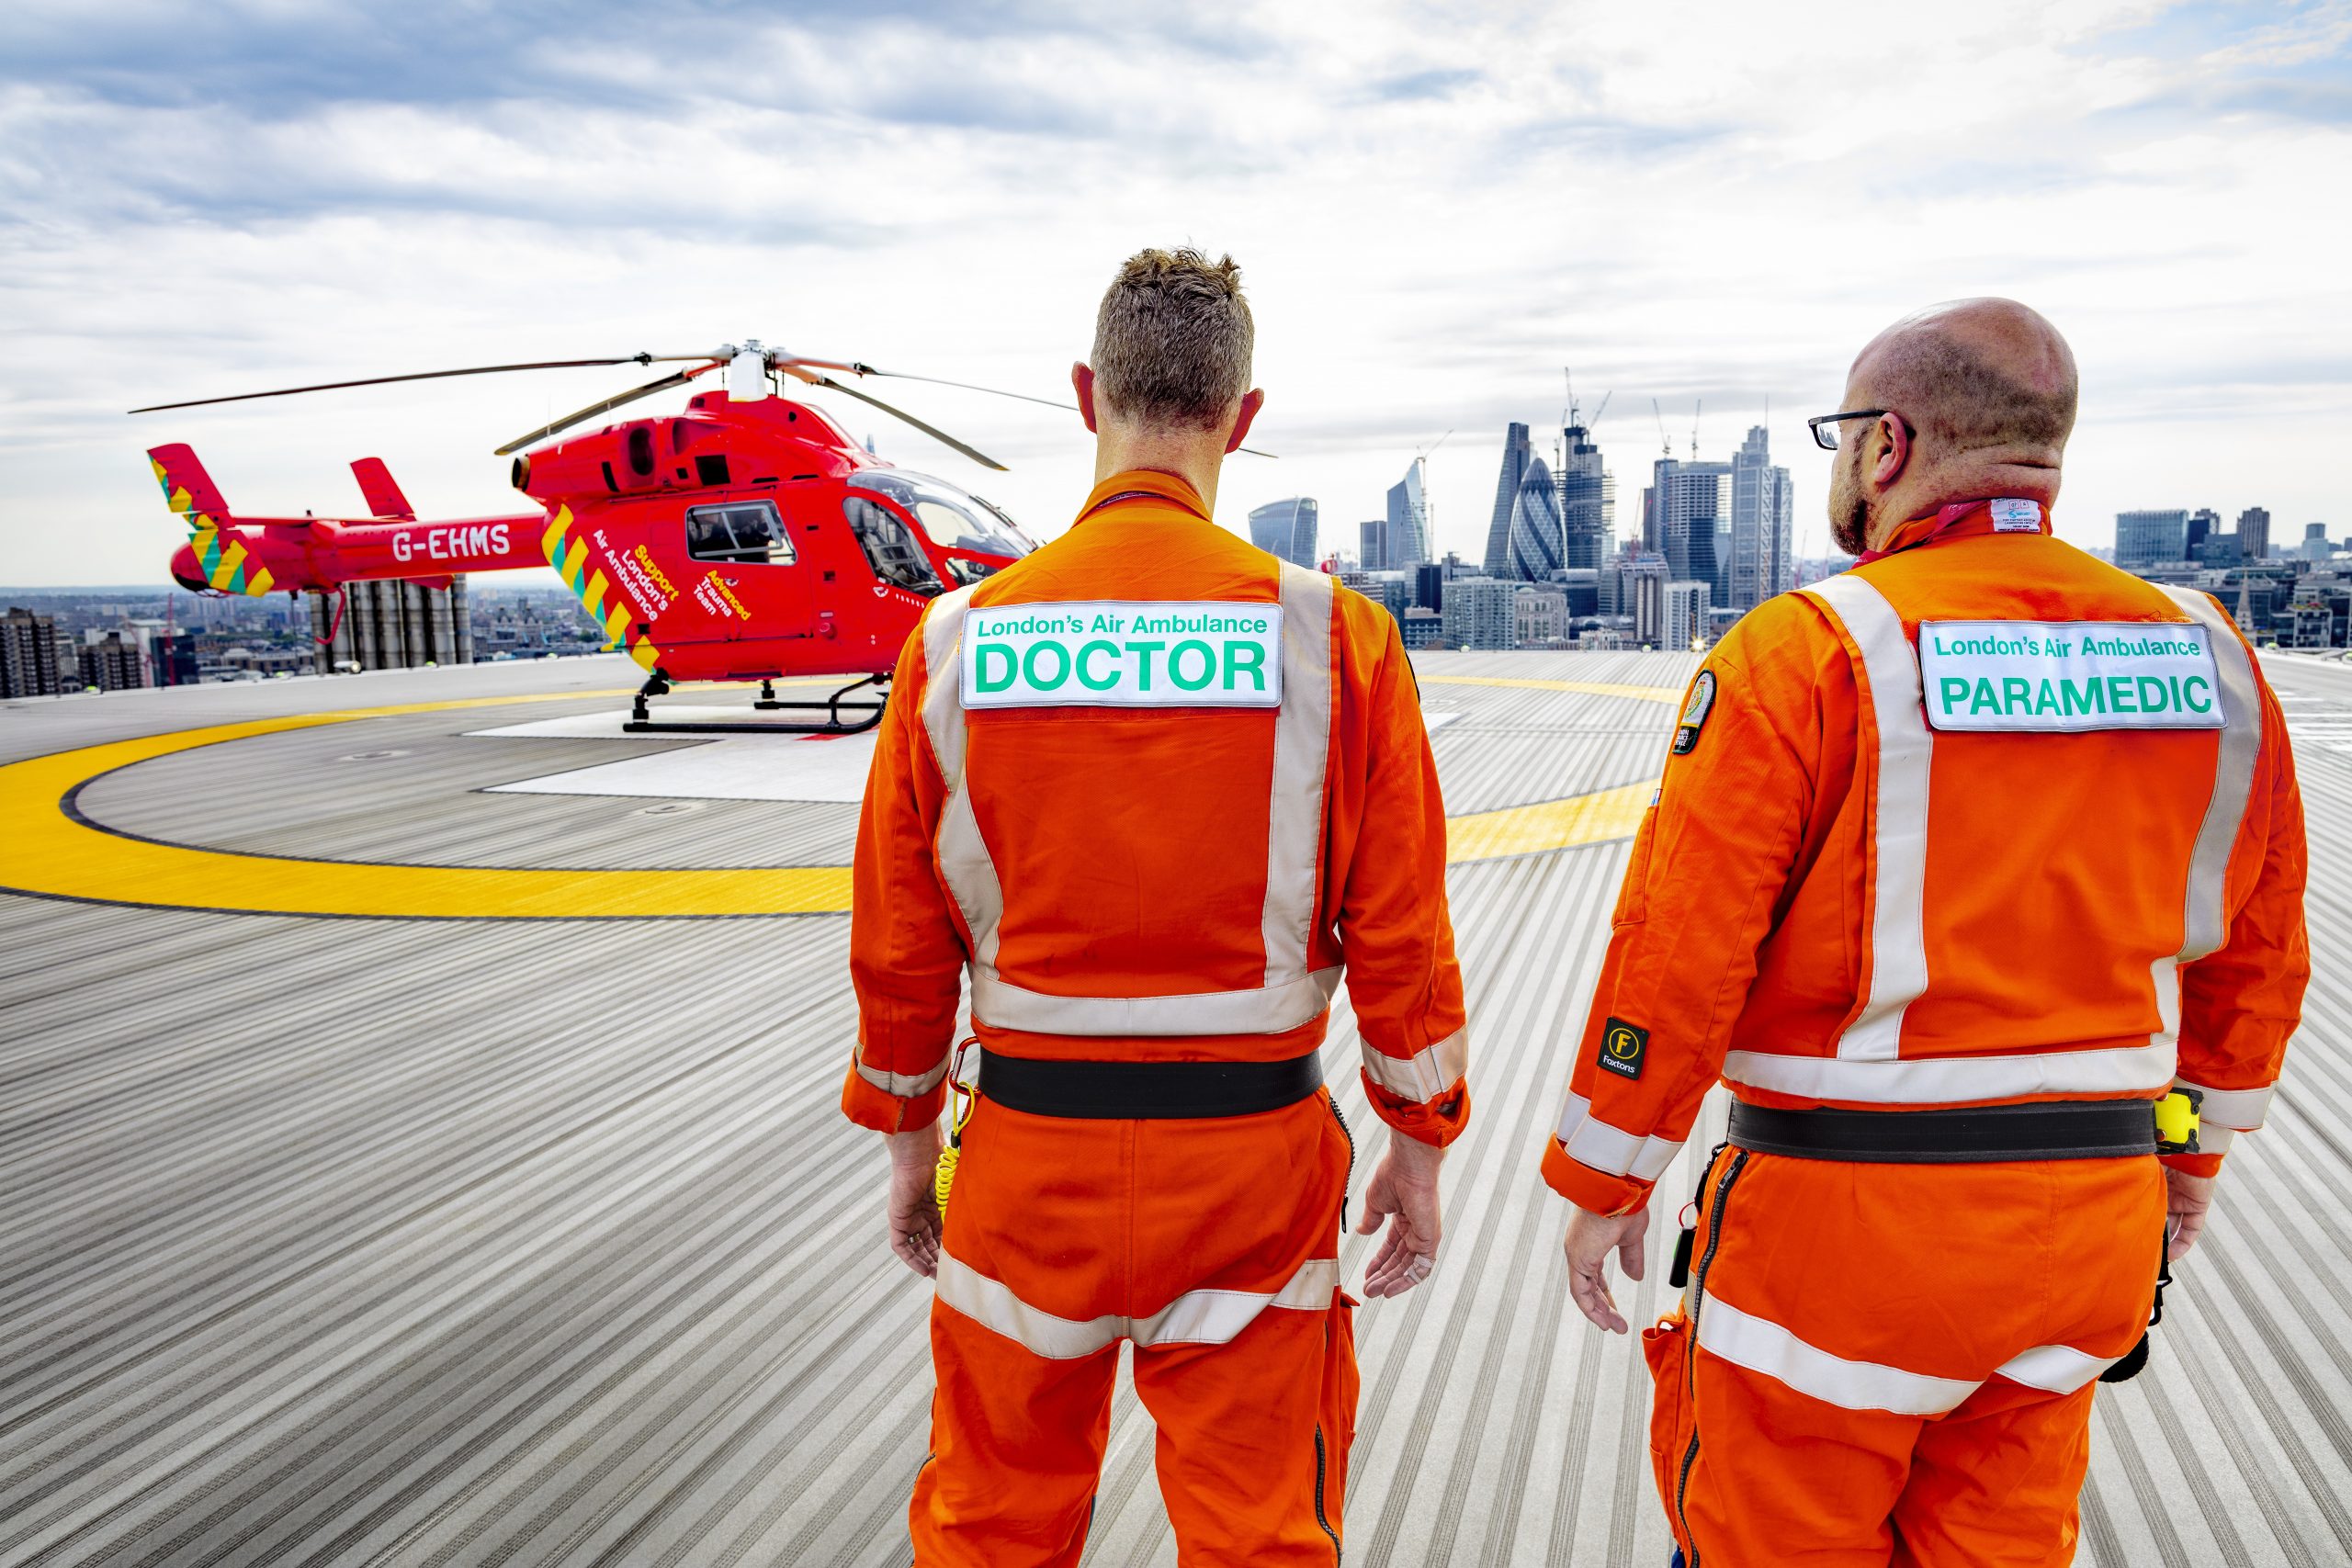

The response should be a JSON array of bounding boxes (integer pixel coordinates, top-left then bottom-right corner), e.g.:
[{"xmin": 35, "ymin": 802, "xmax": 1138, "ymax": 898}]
[{"xmin": 3, "ymin": 3, "xmax": 2346, "ymax": 586}]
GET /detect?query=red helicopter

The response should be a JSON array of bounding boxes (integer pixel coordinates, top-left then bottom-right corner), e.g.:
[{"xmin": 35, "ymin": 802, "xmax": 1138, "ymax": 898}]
[{"xmin": 135, "ymin": 342, "xmax": 1053, "ymax": 732}]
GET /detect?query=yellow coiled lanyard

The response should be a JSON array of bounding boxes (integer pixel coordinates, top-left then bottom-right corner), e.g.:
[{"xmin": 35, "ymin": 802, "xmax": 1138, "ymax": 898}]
[{"xmin": 933, "ymin": 1038, "xmax": 979, "ymax": 1212}]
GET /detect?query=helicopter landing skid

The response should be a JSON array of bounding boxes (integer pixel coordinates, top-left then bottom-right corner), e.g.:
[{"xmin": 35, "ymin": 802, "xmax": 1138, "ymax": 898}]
[{"xmin": 624, "ymin": 673, "xmax": 889, "ymax": 736}]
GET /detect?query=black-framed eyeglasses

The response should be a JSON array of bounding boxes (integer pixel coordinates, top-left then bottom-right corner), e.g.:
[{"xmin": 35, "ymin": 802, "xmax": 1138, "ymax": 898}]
[{"xmin": 1807, "ymin": 410, "xmax": 1888, "ymax": 451}]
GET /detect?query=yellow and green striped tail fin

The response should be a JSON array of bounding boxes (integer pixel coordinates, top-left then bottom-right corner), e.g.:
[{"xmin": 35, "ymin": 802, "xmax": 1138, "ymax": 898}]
[{"xmin": 148, "ymin": 444, "xmax": 276, "ymax": 596}]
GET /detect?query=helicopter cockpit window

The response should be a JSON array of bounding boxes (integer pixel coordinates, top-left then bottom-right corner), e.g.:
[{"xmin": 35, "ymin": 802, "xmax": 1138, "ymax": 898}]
[
  {"xmin": 684, "ymin": 502, "xmax": 796, "ymax": 566},
  {"xmin": 847, "ymin": 471, "xmax": 1036, "ymax": 560},
  {"xmin": 842, "ymin": 494, "xmax": 944, "ymax": 595}
]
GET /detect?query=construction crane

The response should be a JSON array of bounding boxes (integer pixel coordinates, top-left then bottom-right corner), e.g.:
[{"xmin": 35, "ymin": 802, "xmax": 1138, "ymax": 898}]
[
  {"xmin": 1653, "ymin": 398, "xmax": 1671, "ymax": 457},
  {"xmin": 1690, "ymin": 399, "xmax": 1702, "ymax": 461},
  {"xmin": 1587, "ymin": 390, "xmax": 1611, "ymax": 433},
  {"xmin": 1417, "ymin": 429, "xmax": 1453, "ymax": 461}
]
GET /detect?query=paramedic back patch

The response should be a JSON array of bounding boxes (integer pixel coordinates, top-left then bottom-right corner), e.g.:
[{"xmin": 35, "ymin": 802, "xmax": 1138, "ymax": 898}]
[{"xmin": 1916, "ymin": 622, "xmax": 2225, "ymax": 733}]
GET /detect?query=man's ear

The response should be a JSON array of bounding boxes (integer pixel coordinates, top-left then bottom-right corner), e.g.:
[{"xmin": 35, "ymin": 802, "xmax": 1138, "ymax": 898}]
[
  {"xmin": 1224, "ymin": 388, "xmax": 1266, "ymax": 455},
  {"xmin": 1072, "ymin": 363, "xmax": 1099, "ymax": 434},
  {"xmin": 1871, "ymin": 412, "xmax": 1911, "ymax": 490}
]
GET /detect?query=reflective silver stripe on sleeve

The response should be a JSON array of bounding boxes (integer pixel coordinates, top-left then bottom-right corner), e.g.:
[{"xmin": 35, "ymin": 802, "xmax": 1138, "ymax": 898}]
[
  {"xmin": 1721, "ymin": 1041, "xmax": 2177, "ymax": 1104},
  {"xmin": 1995, "ymin": 1342, "xmax": 2120, "ymax": 1395},
  {"xmin": 1358, "ymin": 1028, "xmax": 1468, "ymax": 1104},
  {"xmin": 1554, "ymin": 1089, "xmax": 1684, "ymax": 1181},
  {"xmin": 935, "ymin": 1252, "xmax": 1338, "ymax": 1359},
  {"xmin": 969, "ymin": 965, "xmax": 1341, "ymax": 1038},
  {"xmin": 920, "ymin": 588, "xmax": 1006, "ymax": 969},
  {"xmin": 1803, "ymin": 575, "xmax": 1932, "ymax": 1063},
  {"xmin": 854, "ymin": 1053, "xmax": 952, "ymax": 1099},
  {"xmin": 2157, "ymin": 587, "xmax": 2264, "ymax": 963},
  {"xmin": 1261, "ymin": 561, "xmax": 1334, "ymax": 987},
  {"xmin": 2177, "ymin": 1078, "xmax": 2274, "ymax": 1130},
  {"xmin": 2195, "ymin": 1123, "xmax": 2237, "ymax": 1156}
]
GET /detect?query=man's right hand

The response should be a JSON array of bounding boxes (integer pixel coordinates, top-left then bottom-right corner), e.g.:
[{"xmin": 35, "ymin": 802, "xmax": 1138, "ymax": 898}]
[
  {"xmin": 2165, "ymin": 1166, "xmax": 2218, "ymax": 1260},
  {"xmin": 1357, "ymin": 1133, "xmax": 1445, "ymax": 1297},
  {"xmin": 1564, "ymin": 1201, "xmax": 1651, "ymax": 1334},
  {"xmin": 886, "ymin": 1123, "xmax": 944, "ymax": 1278}
]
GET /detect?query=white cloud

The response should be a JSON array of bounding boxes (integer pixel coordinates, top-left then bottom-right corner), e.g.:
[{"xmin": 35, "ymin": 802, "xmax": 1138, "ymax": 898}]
[{"xmin": 1, "ymin": 0, "xmax": 2346, "ymax": 585}]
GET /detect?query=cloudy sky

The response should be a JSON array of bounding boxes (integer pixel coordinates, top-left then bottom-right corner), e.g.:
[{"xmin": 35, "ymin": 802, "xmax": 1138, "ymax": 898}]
[{"xmin": 3, "ymin": 0, "xmax": 2347, "ymax": 586}]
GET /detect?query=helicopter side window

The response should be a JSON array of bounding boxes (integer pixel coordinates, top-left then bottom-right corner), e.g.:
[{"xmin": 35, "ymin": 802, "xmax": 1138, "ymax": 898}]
[
  {"xmin": 842, "ymin": 495, "xmax": 944, "ymax": 595},
  {"xmin": 848, "ymin": 470, "xmax": 1035, "ymax": 559},
  {"xmin": 684, "ymin": 502, "xmax": 796, "ymax": 566}
]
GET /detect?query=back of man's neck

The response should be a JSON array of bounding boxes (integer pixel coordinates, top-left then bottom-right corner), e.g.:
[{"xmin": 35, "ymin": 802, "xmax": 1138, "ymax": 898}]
[{"xmin": 1093, "ymin": 438, "xmax": 1224, "ymax": 516}]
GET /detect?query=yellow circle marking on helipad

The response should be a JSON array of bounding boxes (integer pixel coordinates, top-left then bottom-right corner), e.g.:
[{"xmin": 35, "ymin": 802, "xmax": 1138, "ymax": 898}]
[{"xmin": 0, "ymin": 677, "xmax": 1668, "ymax": 920}]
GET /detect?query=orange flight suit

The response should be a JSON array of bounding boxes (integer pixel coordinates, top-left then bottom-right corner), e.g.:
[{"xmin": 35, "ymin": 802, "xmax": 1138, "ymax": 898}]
[
  {"xmin": 1542, "ymin": 500, "xmax": 2307, "ymax": 1566},
  {"xmin": 845, "ymin": 469, "xmax": 1469, "ymax": 1566}
]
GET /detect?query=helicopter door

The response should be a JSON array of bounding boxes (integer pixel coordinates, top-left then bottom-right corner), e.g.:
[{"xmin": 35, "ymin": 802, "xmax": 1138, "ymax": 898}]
[{"xmin": 682, "ymin": 500, "xmax": 812, "ymax": 639}]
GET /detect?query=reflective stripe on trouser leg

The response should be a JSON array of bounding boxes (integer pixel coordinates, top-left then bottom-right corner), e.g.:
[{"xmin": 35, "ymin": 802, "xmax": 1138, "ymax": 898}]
[
  {"xmin": 1802, "ymin": 573, "xmax": 1932, "ymax": 1063},
  {"xmin": 1697, "ymin": 1293, "xmax": 2121, "ymax": 1415},
  {"xmin": 935, "ymin": 1251, "xmax": 1340, "ymax": 1359}
]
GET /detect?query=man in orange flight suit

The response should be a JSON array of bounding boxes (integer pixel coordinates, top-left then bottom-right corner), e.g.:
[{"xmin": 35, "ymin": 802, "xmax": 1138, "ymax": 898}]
[
  {"xmin": 843, "ymin": 247, "xmax": 1470, "ymax": 1566},
  {"xmin": 1543, "ymin": 299, "xmax": 2307, "ymax": 1566}
]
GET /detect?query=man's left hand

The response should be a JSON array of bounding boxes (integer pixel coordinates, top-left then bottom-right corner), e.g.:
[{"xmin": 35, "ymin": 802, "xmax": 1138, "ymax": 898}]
[{"xmin": 887, "ymin": 1123, "xmax": 944, "ymax": 1278}]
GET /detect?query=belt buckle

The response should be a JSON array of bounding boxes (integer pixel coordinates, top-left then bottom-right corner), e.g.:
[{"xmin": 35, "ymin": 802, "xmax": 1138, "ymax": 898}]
[{"xmin": 2154, "ymin": 1086, "xmax": 2203, "ymax": 1156}]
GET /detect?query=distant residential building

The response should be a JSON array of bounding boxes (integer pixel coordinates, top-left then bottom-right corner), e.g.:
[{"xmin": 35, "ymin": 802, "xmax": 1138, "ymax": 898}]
[
  {"xmin": 1412, "ymin": 562, "xmax": 1447, "ymax": 612},
  {"xmin": 2239, "ymin": 506, "xmax": 2272, "ymax": 560},
  {"xmin": 1482, "ymin": 423, "xmax": 1533, "ymax": 578},
  {"xmin": 1730, "ymin": 426, "xmax": 1794, "ymax": 611},
  {"xmin": 3, "ymin": 606, "xmax": 64, "ymax": 697},
  {"xmin": 1514, "ymin": 584, "xmax": 1569, "ymax": 646},
  {"xmin": 2115, "ymin": 510, "xmax": 2188, "ymax": 569},
  {"xmin": 1248, "ymin": 497, "xmax": 1319, "ymax": 569},
  {"xmin": 77, "ymin": 632, "xmax": 146, "ymax": 692},
  {"xmin": 1442, "ymin": 576, "xmax": 1517, "ymax": 650},
  {"xmin": 2302, "ymin": 523, "xmax": 2333, "ymax": 562},
  {"xmin": 2195, "ymin": 532, "xmax": 2243, "ymax": 568},
  {"xmin": 1340, "ymin": 570, "xmax": 1411, "ymax": 625},
  {"xmin": 2185, "ymin": 509, "xmax": 2219, "ymax": 558},
  {"xmin": 1559, "ymin": 567, "xmax": 1600, "ymax": 617},
  {"xmin": 1664, "ymin": 580, "xmax": 1712, "ymax": 651},
  {"xmin": 1400, "ymin": 607, "xmax": 1446, "ymax": 649},
  {"xmin": 150, "ymin": 630, "xmax": 199, "ymax": 688},
  {"xmin": 1386, "ymin": 457, "xmax": 1432, "ymax": 569},
  {"xmin": 1600, "ymin": 547, "xmax": 1668, "ymax": 618}
]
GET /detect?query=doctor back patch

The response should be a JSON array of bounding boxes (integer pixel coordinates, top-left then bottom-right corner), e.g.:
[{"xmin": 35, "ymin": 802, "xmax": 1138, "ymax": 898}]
[{"xmin": 1671, "ymin": 670, "xmax": 1716, "ymax": 755}]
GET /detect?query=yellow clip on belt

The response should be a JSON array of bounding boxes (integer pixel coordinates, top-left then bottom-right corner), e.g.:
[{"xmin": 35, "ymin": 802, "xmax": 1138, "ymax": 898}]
[{"xmin": 2154, "ymin": 1089, "xmax": 2202, "ymax": 1155}]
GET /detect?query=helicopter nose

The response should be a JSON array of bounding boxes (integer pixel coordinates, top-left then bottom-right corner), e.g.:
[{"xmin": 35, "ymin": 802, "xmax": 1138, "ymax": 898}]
[{"xmin": 168, "ymin": 542, "xmax": 209, "ymax": 592}]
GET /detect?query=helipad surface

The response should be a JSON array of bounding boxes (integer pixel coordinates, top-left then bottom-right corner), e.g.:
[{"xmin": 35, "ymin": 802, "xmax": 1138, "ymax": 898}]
[{"xmin": 2, "ymin": 649, "xmax": 2347, "ymax": 1566}]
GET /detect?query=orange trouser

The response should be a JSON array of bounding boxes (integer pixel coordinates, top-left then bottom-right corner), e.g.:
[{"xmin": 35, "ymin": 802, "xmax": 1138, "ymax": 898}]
[
  {"xmin": 911, "ymin": 1088, "xmax": 1357, "ymax": 1567},
  {"xmin": 1647, "ymin": 1147, "xmax": 2165, "ymax": 1567}
]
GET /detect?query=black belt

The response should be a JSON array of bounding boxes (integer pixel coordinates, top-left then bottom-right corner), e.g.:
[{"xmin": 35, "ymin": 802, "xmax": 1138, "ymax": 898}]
[
  {"xmin": 977, "ymin": 1048, "xmax": 1324, "ymax": 1120},
  {"xmin": 1727, "ymin": 1098, "xmax": 2159, "ymax": 1164}
]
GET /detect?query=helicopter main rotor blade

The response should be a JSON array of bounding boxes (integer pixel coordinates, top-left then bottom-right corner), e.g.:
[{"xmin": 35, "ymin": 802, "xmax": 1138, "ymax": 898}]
[
  {"xmin": 127, "ymin": 355, "xmax": 690, "ymax": 415},
  {"xmin": 807, "ymin": 375, "xmax": 1009, "ymax": 472},
  {"xmin": 493, "ymin": 367, "xmax": 711, "ymax": 457},
  {"xmin": 847, "ymin": 365, "xmax": 1079, "ymax": 413},
  {"xmin": 844, "ymin": 363, "xmax": 1277, "ymax": 457}
]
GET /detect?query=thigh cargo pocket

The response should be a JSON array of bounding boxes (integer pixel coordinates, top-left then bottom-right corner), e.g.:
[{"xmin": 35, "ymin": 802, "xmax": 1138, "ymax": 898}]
[{"xmin": 1643, "ymin": 1308, "xmax": 1699, "ymax": 1559}]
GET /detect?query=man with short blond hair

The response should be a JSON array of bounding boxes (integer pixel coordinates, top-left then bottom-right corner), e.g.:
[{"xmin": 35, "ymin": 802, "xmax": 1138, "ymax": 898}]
[{"xmin": 847, "ymin": 246, "xmax": 1467, "ymax": 1565}]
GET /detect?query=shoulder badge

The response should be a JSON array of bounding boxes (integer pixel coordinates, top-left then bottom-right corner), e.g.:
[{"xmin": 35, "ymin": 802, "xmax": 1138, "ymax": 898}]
[{"xmin": 1671, "ymin": 670, "xmax": 1716, "ymax": 755}]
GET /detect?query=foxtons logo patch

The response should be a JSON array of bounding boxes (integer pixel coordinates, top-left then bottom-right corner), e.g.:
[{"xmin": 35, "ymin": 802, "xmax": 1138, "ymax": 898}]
[
  {"xmin": 1917, "ymin": 620, "xmax": 2226, "ymax": 734},
  {"xmin": 962, "ymin": 600, "xmax": 1285, "ymax": 710},
  {"xmin": 1599, "ymin": 1018, "xmax": 1648, "ymax": 1081}
]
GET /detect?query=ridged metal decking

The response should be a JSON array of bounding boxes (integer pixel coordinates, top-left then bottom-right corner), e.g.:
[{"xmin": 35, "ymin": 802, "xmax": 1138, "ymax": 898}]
[{"xmin": 1, "ymin": 649, "xmax": 2346, "ymax": 1565}]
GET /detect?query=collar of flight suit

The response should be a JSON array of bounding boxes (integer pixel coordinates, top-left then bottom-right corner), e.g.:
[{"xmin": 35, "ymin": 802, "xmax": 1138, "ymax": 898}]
[
  {"xmin": 1858, "ymin": 496, "xmax": 2052, "ymax": 564},
  {"xmin": 1073, "ymin": 468, "xmax": 1215, "ymax": 526}
]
